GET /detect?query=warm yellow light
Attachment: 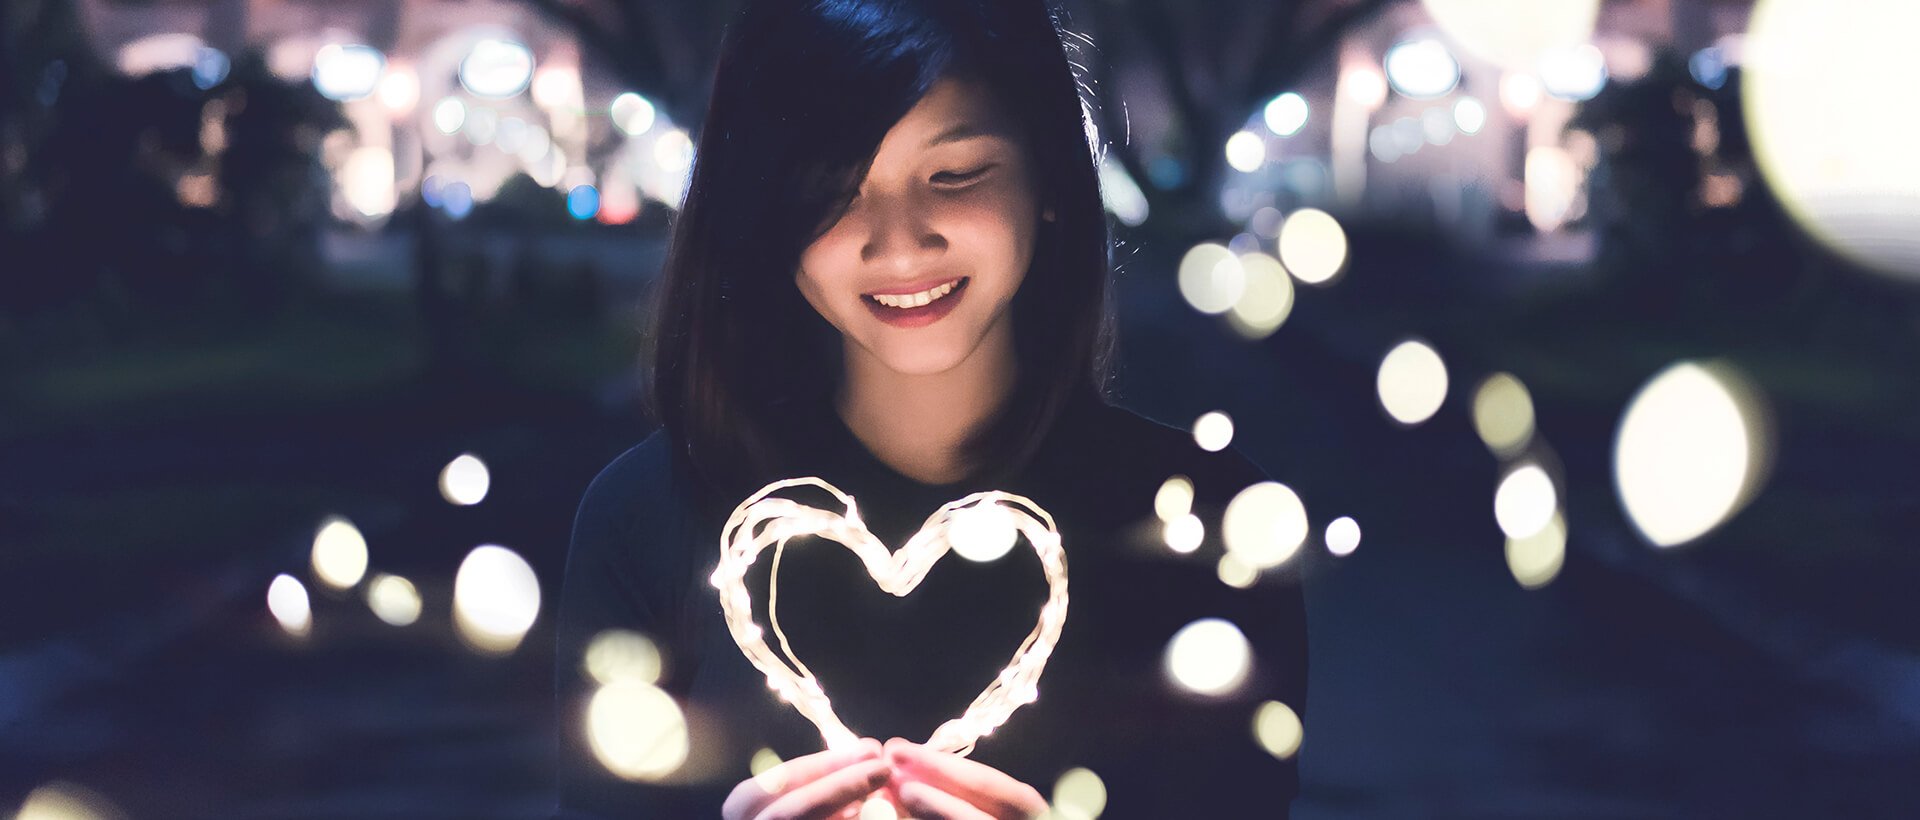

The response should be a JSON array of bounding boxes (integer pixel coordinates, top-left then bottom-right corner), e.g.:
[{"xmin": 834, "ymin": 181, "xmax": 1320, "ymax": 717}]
[
  {"xmin": 1614, "ymin": 362, "xmax": 1770, "ymax": 547},
  {"xmin": 364, "ymin": 573, "xmax": 421, "ymax": 627},
  {"xmin": 1192, "ymin": 411, "xmax": 1235, "ymax": 452},
  {"xmin": 950, "ymin": 502, "xmax": 1020, "ymax": 563},
  {"xmin": 1276, "ymin": 209, "xmax": 1348, "ymax": 285},
  {"xmin": 1473, "ymin": 373, "xmax": 1536, "ymax": 456},
  {"xmin": 585, "ymin": 629, "xmax": 663, "ymax": 686},
  {"xmin": 1506, "ymin": 510, "xmax": 1567, "ymax": 589},
  {"xmin": 1494, "ymin": 463, "xmax": 1557, "ymax": 540},
  {"xmin": 439, "ymin": 452, "xmax": 490, "ymax": 506},
  {"xmin": 267, "ymin": 573, "xmax": 311, "ymax": 636},
  {"xmin": 453, "ymin": 544, "xmax": 542, "ymax": 654},
  {"xmin": 1052, "ymin": 767, "xmax": 1108, "ymax": 820},
  {"xmin": 748, "ymin": 747, "xmax": 784, "ymax": 777},
  {"xmin": 1420, "ymin": 0, "xmax": 1601, "ymax": 72},
  {"xmin": 1178, "ymin": 243, "xmax": 1244, "ymax": 315},
  {"xmin": 311, "ymin": 515, "xmax": 368, "ymax": 590},
  {"xmin": 1216, "ymin": 553, "xmax": 1258, "ymax": 589},
  {"xmin": 586, "ymin": 680, "xmax": 689, "ymax": 781},
  {"xmin": 1252, "ymin": 700, "xmax": 1304, "ymax": 759},
  {"xmin": 1154, "ymin": 475, "xmax": 1194, "ymax": 522},
  {"xmin": 1227, "ymin": 252, "xmax": 1295, "ymax": 339},
  {"xmin": 1164, "ymin": 514, "xmax": 1204, "ymax": 555},
  {"xmin": 1223, "ymin": 482, "xmax": 1308, "ymax": 570},
  {"xmin": 14, "ymin": 781, "xmax": 121, "ymax": 820},
  {"xmin": 1164, "ymin": 618, "xmax": 1252, "ymax": 696},
  {"xmin": 1377, "ymin": 340, "xmax": 1448, "ymax": 425}
]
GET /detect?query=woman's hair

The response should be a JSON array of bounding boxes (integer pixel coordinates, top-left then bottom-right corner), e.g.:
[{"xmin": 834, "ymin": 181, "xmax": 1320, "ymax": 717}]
[{"xmin": 643, "ymin": 0, "xmax": 1116, "ymax": 502}]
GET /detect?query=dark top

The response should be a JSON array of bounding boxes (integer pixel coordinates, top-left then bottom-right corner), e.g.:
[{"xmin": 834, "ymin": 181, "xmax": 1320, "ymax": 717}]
[{"xmin": 553, "ymin": 394, "xmax": 1308, "ymax": 818}]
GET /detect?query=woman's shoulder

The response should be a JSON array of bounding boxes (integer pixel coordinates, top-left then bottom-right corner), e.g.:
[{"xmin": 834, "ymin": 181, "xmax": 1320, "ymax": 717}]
[{"xmin": 573, "ymin": 427, "xmax": 690, "ymax": 537}]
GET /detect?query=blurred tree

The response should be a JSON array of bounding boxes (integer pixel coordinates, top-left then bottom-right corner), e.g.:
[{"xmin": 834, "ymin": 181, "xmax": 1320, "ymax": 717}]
[{"xmin": 524, "ymin": 0, "xmax": 1389, "ymax": 235}]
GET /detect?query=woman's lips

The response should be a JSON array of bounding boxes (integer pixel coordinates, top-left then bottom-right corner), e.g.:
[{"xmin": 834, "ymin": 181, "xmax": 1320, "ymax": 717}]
[
  {"xmin": 862, "ymin": 276, "xmax": 968, "ymax": 328},
  {"xmin": 863, "ymin": 275, "xmax": 966, "ymax": 297}
]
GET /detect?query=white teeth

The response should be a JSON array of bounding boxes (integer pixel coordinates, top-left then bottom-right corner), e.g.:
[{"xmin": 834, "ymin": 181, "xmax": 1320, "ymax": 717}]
[{"xmin": 871, "ymin": 279, "xmax": 959, "ymax": 309}]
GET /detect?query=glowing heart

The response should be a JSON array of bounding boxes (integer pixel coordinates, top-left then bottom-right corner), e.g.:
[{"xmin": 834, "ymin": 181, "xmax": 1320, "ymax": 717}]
[{"xmin": 711, "ymin": 477, "xmax": 1068, "ymax": 757}]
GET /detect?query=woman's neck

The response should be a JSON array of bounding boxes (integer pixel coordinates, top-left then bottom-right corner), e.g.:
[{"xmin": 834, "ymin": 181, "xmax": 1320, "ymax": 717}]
[{"xmin": 834, "ymin": 318, "xmax": 1017, "ymax": 486}]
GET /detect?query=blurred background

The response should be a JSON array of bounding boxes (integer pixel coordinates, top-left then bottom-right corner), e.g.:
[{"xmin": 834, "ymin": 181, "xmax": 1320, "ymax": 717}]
[{"xmin": 4, "ymin": 0, "xmax": 1919, "ymax": 817}]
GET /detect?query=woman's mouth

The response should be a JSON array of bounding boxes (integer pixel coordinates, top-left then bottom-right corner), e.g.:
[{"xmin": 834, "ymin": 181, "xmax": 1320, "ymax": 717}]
[{"xmin": 862, "ymin": 276, "xmax": 968, "ymax": 328}]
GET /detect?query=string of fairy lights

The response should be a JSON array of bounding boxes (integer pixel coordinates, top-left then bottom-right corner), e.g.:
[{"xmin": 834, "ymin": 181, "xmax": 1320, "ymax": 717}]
[{"xmin": 712, "ymin": 477, "xmax": 1068, "ymax": 757}]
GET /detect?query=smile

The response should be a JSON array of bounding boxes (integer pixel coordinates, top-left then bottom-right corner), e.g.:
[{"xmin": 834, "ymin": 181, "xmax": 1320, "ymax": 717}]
[{"xmin": 862, "ymin": 276, "xmax": 969, "ymax": 328}]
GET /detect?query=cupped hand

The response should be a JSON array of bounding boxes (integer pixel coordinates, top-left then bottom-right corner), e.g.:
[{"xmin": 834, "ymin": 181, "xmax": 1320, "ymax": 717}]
[
  {"xmin": 880, "ymin": 738, "xmax": 1050, "ymax": 820},
  {"xmin": 722, "ymin": 738, "xmax": 893, "ymax": 820}
]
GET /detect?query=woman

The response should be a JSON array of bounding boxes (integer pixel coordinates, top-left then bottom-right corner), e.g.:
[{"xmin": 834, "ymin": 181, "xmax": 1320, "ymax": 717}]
[{"xmin": 554, "ymin": 1, "xmax": 1308, "ymax": 817}]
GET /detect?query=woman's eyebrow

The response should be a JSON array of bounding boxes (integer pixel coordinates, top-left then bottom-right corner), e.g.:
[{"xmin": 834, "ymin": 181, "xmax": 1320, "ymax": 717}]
[{"xmin": 925, "ymin": 122, "xmax": 1011, "ymax": 147}]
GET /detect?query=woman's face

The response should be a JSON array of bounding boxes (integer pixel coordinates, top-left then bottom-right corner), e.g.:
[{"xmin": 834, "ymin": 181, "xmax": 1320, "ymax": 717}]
[{"xmin": 796, "ymin": 76, "xmax": 1044, "ymax": 377}]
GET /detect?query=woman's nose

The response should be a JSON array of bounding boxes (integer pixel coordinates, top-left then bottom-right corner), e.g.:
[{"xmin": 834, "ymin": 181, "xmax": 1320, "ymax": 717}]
[{"xmin": 858, "ymin": 194, "xmax": 948, "ymax": 269}]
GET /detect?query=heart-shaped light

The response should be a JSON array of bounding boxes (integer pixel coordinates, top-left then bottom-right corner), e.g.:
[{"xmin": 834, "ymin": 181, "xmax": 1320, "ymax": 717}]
[{"xmin": 712, "ymin": 477, "xmax": 1068, "ymax": 757}]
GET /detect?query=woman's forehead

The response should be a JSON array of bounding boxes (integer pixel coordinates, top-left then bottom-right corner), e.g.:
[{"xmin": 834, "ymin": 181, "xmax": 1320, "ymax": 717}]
[{"xmin": 880, "ymin": 76, "xmax": 1018, "ymax": 152}]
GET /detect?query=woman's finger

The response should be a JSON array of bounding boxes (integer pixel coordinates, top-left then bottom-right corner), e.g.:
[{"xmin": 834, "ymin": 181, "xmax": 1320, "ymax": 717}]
[
  {"xmin": 724, "ymin": 740, "xmax": 883, "ymax": 819},
  {"xmin": 756, "ymin": 758, "xmax": 892, "ymax": 820},
  {"xmin": 884, "ymin": 739, "xmax": 1048, "ymax": 819},
  {"xmin": 897, "ymin": 781, "xmax": 998, "ymax": 820}
]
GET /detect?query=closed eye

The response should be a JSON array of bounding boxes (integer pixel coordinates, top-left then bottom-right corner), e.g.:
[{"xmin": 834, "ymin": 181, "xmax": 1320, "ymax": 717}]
[{"xmin": 932, "ymin": 165, "xmax": 994, "ymax": 187}]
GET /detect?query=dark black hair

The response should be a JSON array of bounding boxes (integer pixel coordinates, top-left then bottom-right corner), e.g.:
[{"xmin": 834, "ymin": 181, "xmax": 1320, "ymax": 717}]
[{"xmin": 643, "ymin": 0, "xmax": 1115, "ymax": 504}]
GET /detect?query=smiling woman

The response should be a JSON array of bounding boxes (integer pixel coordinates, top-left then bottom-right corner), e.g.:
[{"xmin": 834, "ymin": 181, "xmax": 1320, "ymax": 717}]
[{"xmin": 554, "ymin": 1, "xmax": 1307, "ymax": 818}]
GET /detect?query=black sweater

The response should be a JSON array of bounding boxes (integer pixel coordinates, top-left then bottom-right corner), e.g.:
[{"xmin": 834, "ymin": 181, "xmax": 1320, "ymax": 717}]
[{"xmin": 554, "ymin": 396, "xmax": 1308, "ymax": 818}]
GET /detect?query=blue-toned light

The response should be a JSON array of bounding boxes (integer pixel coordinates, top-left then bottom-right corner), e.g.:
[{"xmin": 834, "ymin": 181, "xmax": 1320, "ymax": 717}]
[
  {"xmin": 442, "ymin": 181, "xmax": 473, "ymax": 220},
  {"xmin": 567, "ymin": 184, "xmax": 600, "ymax": 220}
]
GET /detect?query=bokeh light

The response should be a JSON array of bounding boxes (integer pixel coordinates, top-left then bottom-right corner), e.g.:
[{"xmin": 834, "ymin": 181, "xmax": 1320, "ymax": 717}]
[
  {"xmin": 1420, "ymin": 0, "xmax": 1601, "ymax": 72},
  {"xmin": 1276, "ymin": 209, "xmax": 1348, "ymax": 285},
  {"xmin": 1453, "ymin": 97, "xmax": 1487, "ymax": 135},
  {"xmin": 1222, "ymin": 481, "xmax": 1308, "ymax": 570},
  {"xmin": 1506, "ymin": 510, "xmax": 1567, "ymax": 589},
  {"xmin": 364, "ymin": 573, "xmax": 421, "ymax": 627},
  {"xmin": 1538, "ymin": 44, "xmax": 1608, "ymax": 101},
  {"xmin": 1165, "ymin": 618, "xmax": 1252, "ymax": 696},
  {"xmin": 1499, "ymin": 72, "xmax": 1543, "ymax": 116},
  {"xmin": 1216, "ymin": 553, "xmax": 1259, "ymax": 589},
  {"xmin": 340, "ymin": 147, "xmax": 395, "ymax": 219},
  {"xmin": 567, "ymin": 184, "xmax": 601, "ymax": 220},
  {"xmin": 1192, "ymin": 411, "xmax": 1235, "ymax": 452},
  {"xmin": 748, "ymin": 747, "xmax": 783, "ymax": 777},
  {"xmin": 950, "ymin": 501, "xmax": 1019, "ymax": 563},
  {"xmin": 432, "ymin": 97, "xmax": 466, "ymax": 134},
  {"xmin": 1494, "ymin": 463, "xmax": 1557, "ymax": 540},
  {"xmin": 653, "ymin": 128, "xmax": 695, "ymax": 174},
  {"xmin": 1164, "ymin": 514, "xmax": 1204, "ymax": 555},
  {"xmin": 611, "ymin": 92, "xmax": 657, "ymax": 137},
  {"xmin": 1325, "ymin": 516, "xmax": 1361, "ymax": 557},
  {"xmin": 1263, "ymin": 92, "xmax": 1309, "ymax": 137},
  {"xmin": 459, "ymin": 38, "xmax": 535, "ymax": 99},
  {"xmin": 311, "ymin": 515, "xmax": 368, "ymax": 591},
  {"xmin": 1051, "ymin": 767, "xmax": 1108, "ymax": 820},
  {"xmin": 586, "ymin": 680, "xmax": 689, "ymax": 781},
  {"xmin": 585, "ymin": 629, "xmax": 664, "ymax": 686},
  {"xmin": 1341, "ymin": 65, "xmax": 1389, "ymax": 109},
  {"xmin": 14, "ymin": 781, "xmax": 123, "ymax": 820},
  {"xmin": 1226, "ymin": 252, "xmax": 1295, "ymax": 340},
  {"xmin": 267, "ymin": 573, "xmax": 311, "ymax": 637},
  {"xmin": 1225, "ymin": 131, "xmax": 1267, "ymax": 173},
  {"xmin": 439, "ymin": 452, "xmax": 491, "ymax": 506},
  {"xmin": 1524, "ymin": 146, "xmax": 1582, "ymax": 232},
  {"xmin": 1744, "ymin": 0, "xmax": 1920, "ymax": 279},
  {"xmin": 377, "ymin": 66, "xmax": 417, "ymax": 113},
  {"xmin": 1252, "ymin": 700, "xmax": 1304, "ymax": 760},
  {"xmin": 453, "ymin": 544, "xmax": 542, "ymax": 654},
  {"xmin": 1178, "ymin": 243, "xmax": 1245, "ymax": 315},
  {"xmin": 1154, "ymin": 475, "xmax": 1194, "ymax": 522},
  {"xmin": 311, "ymin": 43, "xmax": 383, "ymax": 102},
  {"xmin": 1472, "ymin": 373, "xmax": 1536, "ymax": 456},
  {"xmin": 1384, "ymin": 38, "xmax": 1460, "ymax": 99},
  {"xmin": 1614, "ymin": 362, "xmax": 1772, "ymax": 548},
  {"xmin": 1376, "ymin": 340, "xmax": 1448, "ymax": 426}
]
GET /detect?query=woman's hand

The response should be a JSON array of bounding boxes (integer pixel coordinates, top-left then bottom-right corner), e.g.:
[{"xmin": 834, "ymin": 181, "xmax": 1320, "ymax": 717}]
[
  {"xmin": 722, "ymin": 738, "xmax": 893, "ymax": 820},
  {"xmin": 881, "ymin": 738, "xmax": 1050, "ymax": 820}
]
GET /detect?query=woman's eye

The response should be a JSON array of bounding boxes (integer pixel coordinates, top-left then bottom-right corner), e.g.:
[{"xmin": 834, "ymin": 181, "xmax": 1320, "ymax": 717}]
[{"xmin": 932, "ymin": 165, "xmax": 993, "ymax": 186}]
